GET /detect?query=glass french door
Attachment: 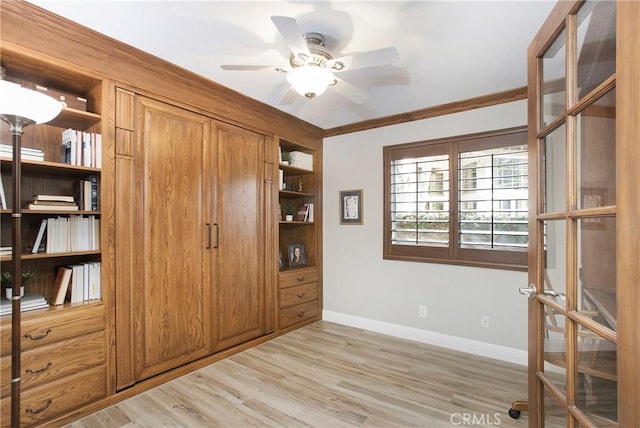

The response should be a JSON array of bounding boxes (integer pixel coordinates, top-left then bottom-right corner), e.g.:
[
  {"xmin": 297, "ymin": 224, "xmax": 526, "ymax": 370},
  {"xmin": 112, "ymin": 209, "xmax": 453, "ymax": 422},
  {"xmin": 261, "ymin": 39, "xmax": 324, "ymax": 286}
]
[{"xmin": 527, "ymin": 1, "xmax": 621, "ymax": 426}]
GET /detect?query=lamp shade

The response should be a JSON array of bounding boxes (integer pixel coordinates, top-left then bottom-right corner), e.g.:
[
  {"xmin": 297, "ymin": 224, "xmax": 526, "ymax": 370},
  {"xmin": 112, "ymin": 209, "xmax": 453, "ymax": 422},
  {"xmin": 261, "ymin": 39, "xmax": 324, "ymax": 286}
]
[
  {"xmin": 0, "ymin": 80, "xmax": 63, "ymax": 124},
  {"xmin": 287, "ymin": 65, "xmax": 335, "ymax": 99}
]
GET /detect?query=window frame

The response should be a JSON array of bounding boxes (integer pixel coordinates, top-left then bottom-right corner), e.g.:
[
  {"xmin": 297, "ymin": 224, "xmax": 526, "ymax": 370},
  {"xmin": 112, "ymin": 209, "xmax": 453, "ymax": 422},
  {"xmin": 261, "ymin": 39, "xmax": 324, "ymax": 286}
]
[{"xmin": 383, "ymin": 126, "xmax": 528, "ymax": 271}]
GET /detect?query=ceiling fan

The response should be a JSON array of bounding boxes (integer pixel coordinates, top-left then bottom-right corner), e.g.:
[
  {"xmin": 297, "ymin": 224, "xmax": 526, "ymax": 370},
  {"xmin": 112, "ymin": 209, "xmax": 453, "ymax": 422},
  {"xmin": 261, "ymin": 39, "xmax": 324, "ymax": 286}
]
[{"xmin": 220, "ymin": 16, "xmax": 400, "ymax": 104}]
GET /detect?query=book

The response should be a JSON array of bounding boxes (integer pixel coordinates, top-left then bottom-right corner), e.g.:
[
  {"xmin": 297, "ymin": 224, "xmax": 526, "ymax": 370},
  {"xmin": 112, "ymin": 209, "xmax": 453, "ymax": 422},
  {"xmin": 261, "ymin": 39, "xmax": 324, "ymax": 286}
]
[
  {"xmin": 0, "ymin": 173, "xmax": 6, "ymax": 209},
  {"xmin": 27, "ymin": 204, "xmax": 79, "ymax": 211},
  {"xmin": 95, "ymin": 134, "xmax": 102, "ymax": 168},
  {"xmin": 0, "ymin": 292, "xmax": 49, "ymax": 316},
  {"xmin": 31, "ymin": 219, "xmax": 48, "ymax": 254},
  {"xmin": 32, "ymin": 194, "xmax": 75, "ymax": 203},
  {"xmin": 69, "ymin": 264, "xmax": 84, "ymax": 303},
  {"xmin": 89, "ymin": 175, "xmax": 99, "ymax": 210},
  {"xmin": 51, "ymin": 267, "xmax": 72, "ymax": 305}
]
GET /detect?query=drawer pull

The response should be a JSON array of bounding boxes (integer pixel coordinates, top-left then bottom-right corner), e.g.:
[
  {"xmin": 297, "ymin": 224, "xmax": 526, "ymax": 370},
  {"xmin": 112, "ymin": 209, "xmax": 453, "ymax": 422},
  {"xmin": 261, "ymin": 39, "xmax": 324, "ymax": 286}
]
[
  {"xmin": 24, "ymin": 328, "xmax": 52, "ymax": 341},
  {"xmin": 26, "ymin": 399, "xmax": 52, "ymax": 415},
  {"xmin": 296, "ymin": 292, "xmax": 306, "ymax": 298},
  {"xmin": 296, "ymin": 276, "xmax": 305, "ymax": 282},
  {"xmin": 26, "ymin": 362, "xmax": 52, "ymax": 374},
  {"xmin": 296, "ymin": 310, "xmax": 305, "ymax": 317}
]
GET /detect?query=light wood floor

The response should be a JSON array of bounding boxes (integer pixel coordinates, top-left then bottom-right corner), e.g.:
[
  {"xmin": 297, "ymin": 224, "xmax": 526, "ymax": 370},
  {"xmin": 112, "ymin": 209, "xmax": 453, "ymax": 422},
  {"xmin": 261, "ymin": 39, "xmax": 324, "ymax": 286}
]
[{"xmin": 67, "ymin": 321, "xmax": 533, "ymax": 427}]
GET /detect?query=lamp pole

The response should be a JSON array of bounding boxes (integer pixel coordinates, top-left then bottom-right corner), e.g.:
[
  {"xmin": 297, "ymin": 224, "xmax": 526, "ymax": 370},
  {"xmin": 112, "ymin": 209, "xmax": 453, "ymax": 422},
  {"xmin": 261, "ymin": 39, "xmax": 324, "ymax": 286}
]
[
  {"xmin": 1, "ymin": 115, "xmax": 34, "ymax": 428},
  {"xmin": 1, "ymin": 75, "xmax": 62, "ymax": 427}
]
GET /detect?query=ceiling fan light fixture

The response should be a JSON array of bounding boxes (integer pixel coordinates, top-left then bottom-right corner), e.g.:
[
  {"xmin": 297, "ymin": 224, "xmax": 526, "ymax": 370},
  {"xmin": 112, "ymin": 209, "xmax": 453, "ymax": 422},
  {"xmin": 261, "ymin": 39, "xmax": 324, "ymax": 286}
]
[{"xmin": 287, "ymin": 65, "xmax": 335, "ymax": 99}]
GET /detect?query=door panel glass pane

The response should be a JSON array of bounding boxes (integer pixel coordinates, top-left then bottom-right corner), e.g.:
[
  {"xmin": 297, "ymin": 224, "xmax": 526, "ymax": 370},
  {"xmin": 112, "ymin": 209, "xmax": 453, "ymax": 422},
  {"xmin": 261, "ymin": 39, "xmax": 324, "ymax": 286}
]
[
  {"xmin": 578, "ymin": 217, "xmax": 616, "ymax": 331},
  {"xmin": 544, "ymin": 220, "xmax": 567, "ymax": 307},
  {"xmin": 544, "ymin": 310, "xmax": 567, "ymax": 394},
  {"xmin": 543, "ymin": 125, "xmax": 567, "ymax": 213},
  {"xmin": 577, "ymin": 1, "xmax": 616, "ymax": 100},
  {"xmin": 545, "ymin": 386, "xmax": 567, "ymax": 427},
  {"xmin": 577, "ymin": 89, "xmax": 616, "ymax": 208},
  {"xmin": 542, "ymin": 29, "xmax": 567, "ymax": 126},
  {"xmin": 576, "ymin": 333, "xmax": 617, "ymax": 425}
]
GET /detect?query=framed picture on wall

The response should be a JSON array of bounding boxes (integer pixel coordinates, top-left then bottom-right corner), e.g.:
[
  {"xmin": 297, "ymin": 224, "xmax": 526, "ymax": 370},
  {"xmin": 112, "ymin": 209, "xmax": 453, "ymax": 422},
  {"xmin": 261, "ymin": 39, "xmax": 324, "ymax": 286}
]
[{"xmin": 339, "ymin": 189, "xmax": 363, "ymax": 225}]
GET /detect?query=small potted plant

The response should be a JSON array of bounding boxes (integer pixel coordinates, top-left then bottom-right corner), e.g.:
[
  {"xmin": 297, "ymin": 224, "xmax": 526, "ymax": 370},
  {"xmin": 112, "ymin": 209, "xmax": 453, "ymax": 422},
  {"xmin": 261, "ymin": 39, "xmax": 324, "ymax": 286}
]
[
  {"xmin": 283, "ymin": 203, "xmax": 297, "ymax": 222},
  {"xmin": 2, "ymin": 270, "xmax": 33, "ymax": 299}
]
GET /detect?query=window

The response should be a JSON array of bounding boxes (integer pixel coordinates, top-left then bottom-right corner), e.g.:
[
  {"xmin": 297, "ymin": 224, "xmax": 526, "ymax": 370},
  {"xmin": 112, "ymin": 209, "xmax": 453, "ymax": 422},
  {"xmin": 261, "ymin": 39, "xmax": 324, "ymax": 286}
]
[{"xmin": 384, "ymin": 127, "xmax": 528, "ymax": 270}]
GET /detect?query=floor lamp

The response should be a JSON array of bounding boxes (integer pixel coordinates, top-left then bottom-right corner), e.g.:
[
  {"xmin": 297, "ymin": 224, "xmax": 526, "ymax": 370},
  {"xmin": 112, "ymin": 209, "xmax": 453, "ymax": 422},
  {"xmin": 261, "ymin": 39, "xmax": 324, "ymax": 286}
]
[{"xmin": 0, "ymin": 77, "xmax": 62, "ymax": 427}]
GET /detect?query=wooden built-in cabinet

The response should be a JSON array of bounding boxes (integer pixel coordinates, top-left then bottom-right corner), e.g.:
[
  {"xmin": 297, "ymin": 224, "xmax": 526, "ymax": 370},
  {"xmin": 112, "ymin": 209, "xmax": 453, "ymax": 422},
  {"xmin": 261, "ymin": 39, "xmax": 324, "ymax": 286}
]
[
  {"xmin": 0, "ymin": 56, "xmax": 112, "ymax": 426},
  {"xmin": 277, "ymin": 139, "xmax": 322, "ymax": 331},
  {"xmin": 1, "ymin": 1, "xmax": 323, "ymax": 425}
]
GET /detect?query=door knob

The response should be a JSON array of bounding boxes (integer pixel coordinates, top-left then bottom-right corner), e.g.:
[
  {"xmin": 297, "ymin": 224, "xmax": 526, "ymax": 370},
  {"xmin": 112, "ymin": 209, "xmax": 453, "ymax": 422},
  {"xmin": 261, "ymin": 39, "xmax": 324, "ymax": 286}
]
[{"xmin": 519, "ymin": 283, "xmax": 537, "ymax": 298}]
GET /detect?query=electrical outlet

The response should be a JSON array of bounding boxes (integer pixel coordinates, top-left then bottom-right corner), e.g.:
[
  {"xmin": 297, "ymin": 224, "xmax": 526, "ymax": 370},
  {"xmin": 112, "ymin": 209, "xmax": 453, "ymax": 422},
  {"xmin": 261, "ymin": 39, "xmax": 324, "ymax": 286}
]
[
  {"xmin": 419, "ymin": 305, "xmax": 427, "ymax": 318},
  {"xmin": 481, "ymin": 315, "xmax": 490, "ymax": 328}
]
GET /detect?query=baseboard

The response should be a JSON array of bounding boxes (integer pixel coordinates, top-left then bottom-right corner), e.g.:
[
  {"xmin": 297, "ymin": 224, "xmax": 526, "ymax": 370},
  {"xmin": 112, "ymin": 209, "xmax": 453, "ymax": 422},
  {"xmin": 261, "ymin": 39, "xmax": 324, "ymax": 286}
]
[{"xmin": 322, "ymin": 310, "xmax": 528, "ymax": 367}]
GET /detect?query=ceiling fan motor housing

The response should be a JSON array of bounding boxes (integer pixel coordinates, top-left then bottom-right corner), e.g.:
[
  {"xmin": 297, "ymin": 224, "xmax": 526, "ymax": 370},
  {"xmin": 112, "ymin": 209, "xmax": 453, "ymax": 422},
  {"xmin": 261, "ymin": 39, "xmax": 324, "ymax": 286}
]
[{"xmin": 290, "ymin": 33, "xmax": 342, "ymax": 71}]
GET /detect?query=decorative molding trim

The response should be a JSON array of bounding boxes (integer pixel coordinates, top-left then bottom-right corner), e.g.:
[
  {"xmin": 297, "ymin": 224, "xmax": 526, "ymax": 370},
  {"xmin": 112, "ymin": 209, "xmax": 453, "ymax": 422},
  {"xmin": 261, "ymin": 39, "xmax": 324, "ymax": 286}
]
[
  {"xmin": 322, "ymin": 310, "xmax": 528, "ymax": 367},
  {"xmin": 323, "ymin": 86, "xmax": 527, "ymax": 137}
]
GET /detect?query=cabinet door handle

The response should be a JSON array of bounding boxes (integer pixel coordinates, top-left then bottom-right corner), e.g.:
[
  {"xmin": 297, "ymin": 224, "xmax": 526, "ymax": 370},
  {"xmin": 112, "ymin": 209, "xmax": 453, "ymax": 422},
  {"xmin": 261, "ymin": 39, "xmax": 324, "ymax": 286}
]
[
  {"xmin": 206, "ymin": 223, "xmax": 211, "ymax": 249},
  {"xmin": 296, "ymin": 311, "xmax": 305, "ymax": 317},
  {"xmin": 296, "ymin": 292, "xmax": 306, "ymax": 298},
  {"xmin": 25, "ymin": 362, "xmax": 52, "ymax": 374},
  {"xmin": 24, "ymin": 328, "xmax": 51, "ymax": 341},
  {"xmin": 296, "ymin": 276, "xmax": 305, "ymax": 282},
  {"xmin": 26, "ymin": 399, "xmax": 52, "ymax": 414}
]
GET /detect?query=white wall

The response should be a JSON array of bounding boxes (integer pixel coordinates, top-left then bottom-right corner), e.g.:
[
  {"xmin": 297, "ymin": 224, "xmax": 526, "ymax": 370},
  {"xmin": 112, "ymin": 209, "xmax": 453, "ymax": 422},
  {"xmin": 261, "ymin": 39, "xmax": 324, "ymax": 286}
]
[{"xmin": 323, "ymin": 100, "xmax": 530, "ymax": 361}]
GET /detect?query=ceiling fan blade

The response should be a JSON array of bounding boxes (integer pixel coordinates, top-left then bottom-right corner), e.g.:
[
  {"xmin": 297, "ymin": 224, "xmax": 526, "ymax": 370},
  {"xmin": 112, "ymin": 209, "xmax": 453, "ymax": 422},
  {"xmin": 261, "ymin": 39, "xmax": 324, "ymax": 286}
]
[
  {"xmin": 271, "ymin": 16, "xmax": 311, "ymax": 59},
  {"xmin": 330, "ymin": 77, "xmax": 370, "ymax": 104},
  {"xmin": 220, "ymin": 65, "xmax": 284, "ymax": 71},
  {"xmin": 278, "ymin": 86, "xmax": 299, "ymax": 105},
  {"xmin": 329, "ymin": 47, "xmax": 400, "ymax": 72}
]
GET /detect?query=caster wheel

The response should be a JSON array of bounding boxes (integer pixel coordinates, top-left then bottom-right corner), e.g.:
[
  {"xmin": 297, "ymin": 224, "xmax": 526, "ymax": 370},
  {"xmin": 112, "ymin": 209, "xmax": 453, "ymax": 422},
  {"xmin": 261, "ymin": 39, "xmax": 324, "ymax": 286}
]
[{"xmin": 509, "ymin": 408, "xmax": 521, "ymax": 419}]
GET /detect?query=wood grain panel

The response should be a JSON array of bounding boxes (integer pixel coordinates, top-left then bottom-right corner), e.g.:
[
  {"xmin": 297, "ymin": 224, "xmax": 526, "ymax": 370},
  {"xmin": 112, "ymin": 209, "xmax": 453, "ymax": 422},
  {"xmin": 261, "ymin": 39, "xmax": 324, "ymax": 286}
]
[
  {"xmin": 134, "ymin": 97, "xmax": 213, "ymax": 380},
  {"xmin": 616, "ymin": 1, "xmax": 640, "ymax": 424},
  {"xmin": 279, "ymin": 267, "xmax": 318, "ymax": 288},
  {"xmin": 0, "ymin": 330, "xmax": 105, "ymax": 397},
  {"xmin": 0, "ymin": 364, "xmax": 106, "ymax": 428},
  {"xmin": 278, "ymin": 300, "xmax": 319, "ymax": 330},
  {"xmin": 0, "ymin": 305, "xmax": 104, "ymax": 356},
  {"xmin": 114, "ymin": 152, "xmax": 135, "ymax": 390},
  {"xmin": 279, "ymin": 283, "xmax": 318, "ymax": 309},
  {"xmin": 213, "ymin": 121, "xmax": 267, "ymax": 351},
  {"xmin": 115, "ymin": 88, "xmax": 136, "ymax": 131}
]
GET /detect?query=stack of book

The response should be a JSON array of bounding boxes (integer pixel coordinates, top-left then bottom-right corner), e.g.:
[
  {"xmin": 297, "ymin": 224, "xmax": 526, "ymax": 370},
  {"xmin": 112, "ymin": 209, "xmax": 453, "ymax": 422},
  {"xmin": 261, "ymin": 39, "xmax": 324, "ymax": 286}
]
[
  {"xmin": 73, "ymin": 176, "xmax": 99, "ymax": 211},
  {"xmin": 0, "ymin": 144, "xmax": 45, "ymax": 161},
  {"xmin": 25, "ymin": 194, "xmax": 78, "ymax": 211},
  {"xmin": 51, "ymin": 262, "xmax": 101, "ymax": 305},
  {"xmin": 0, "ymin": 247, "xmax": 11, "ymax": 257},
  {"xmin": 40, "ymin": 215, "xmax": 100, "ymax": 254},
  {"xmin": 61, "ymin": 128, "xmax": 102, "ymax": 168},
  {"xmin": 0, "ymin": 292, "xmax": 49, "ymax": 316}
]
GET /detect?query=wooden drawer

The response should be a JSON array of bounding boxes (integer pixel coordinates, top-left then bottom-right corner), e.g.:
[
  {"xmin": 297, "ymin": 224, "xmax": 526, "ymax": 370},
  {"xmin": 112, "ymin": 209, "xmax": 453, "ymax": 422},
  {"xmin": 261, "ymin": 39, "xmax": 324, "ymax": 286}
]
[
  {"xmin": 0, "ymin": 330, "xmax": 105, "ymax": 398},
  {"xmin": 0, "ymin": 364, "xmax": 107, "ymax": 428},
  {"xmin": 279, "ymin": 267, "xmax": 318, "ymax": 288},
  {"xmin": 279, "ymin": 283, "xmax": 318, "ymax": 309},
  {"xmin": 0, "ymin": 304, "xmax": 104, "ymax": 356},
  {"xmin": 279, "ymin": 300, "xmax": 319, "ymax": 329}
]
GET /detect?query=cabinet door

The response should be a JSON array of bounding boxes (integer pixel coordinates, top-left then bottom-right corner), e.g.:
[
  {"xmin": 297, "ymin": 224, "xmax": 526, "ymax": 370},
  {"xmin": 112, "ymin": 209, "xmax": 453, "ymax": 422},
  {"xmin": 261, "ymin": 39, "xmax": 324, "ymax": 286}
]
[
  {"xmin": 212, "ymin": 121, "xmax": 267, "ymax": 351},
  {"xmin": 134, "ymin": 97, "xmax": 213, "ymax": 380}
]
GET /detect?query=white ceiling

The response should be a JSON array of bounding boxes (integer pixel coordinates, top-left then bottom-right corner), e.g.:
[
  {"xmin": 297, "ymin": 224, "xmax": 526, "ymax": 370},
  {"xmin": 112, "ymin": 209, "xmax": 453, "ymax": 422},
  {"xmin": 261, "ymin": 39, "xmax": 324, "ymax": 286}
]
[{"xmin": 29, "ymin": 0, "xmax": 556, "ymax": 130}]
